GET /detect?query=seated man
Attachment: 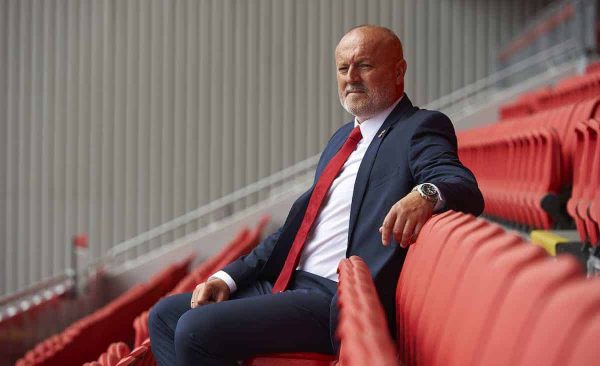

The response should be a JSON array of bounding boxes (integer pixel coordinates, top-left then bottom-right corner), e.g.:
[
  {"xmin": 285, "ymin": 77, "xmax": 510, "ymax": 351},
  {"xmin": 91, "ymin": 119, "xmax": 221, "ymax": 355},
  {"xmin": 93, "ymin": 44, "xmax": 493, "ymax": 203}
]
[{"xmin": 149, "ymin": 24, "xmax": 484, "ymax": 366}]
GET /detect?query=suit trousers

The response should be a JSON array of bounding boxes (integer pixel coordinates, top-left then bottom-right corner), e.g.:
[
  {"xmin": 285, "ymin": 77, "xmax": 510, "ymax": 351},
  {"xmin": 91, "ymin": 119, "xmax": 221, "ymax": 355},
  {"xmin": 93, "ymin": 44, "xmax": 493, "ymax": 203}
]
[{"xmin": 148, "ymin": 270, "xmax": 338, "ymax": 366}]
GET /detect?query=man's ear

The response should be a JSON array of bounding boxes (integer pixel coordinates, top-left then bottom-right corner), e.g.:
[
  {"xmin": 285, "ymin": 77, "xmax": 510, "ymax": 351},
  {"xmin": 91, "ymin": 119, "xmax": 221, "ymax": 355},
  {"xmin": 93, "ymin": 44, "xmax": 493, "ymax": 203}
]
[{"xmin": 396, "ymin": 59, "xmax": 407, "ymax": 83}]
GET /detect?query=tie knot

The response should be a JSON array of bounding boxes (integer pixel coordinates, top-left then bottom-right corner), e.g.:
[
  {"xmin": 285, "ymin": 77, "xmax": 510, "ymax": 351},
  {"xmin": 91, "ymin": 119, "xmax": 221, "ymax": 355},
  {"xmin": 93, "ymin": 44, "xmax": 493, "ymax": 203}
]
[{"xmin": 348, "ymin": 126, "xmax": 362, "ymax": 142}]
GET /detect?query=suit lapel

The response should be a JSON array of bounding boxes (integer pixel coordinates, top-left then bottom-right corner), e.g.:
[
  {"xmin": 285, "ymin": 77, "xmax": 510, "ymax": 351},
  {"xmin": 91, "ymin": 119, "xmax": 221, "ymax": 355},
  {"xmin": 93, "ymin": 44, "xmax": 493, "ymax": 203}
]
[{"xmin": 347, "ymin": 96, "xmax": 414, "ymax": 247}]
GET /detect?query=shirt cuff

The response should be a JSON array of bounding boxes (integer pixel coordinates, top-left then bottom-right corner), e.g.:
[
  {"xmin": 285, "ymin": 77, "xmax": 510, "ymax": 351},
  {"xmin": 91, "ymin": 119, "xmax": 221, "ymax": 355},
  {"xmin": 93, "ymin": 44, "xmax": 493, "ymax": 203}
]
[
  {"xmin": 210, "ymin": 270, "xmax": 238, "ymax": 294},
  {"xmin": 414, "ymin": 183, "xmax": 445, "ymax": 211}
]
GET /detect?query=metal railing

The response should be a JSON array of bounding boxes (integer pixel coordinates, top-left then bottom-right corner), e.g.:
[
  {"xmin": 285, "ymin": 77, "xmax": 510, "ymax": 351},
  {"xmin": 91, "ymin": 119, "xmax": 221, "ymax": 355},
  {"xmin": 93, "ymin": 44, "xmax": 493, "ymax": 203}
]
[
  {"xmin": 106, "ymin": 154, "xmax": 320, "ymax": 267},
  {"xmin": 427, "ymin": 39, "xmax": 582, "ymax": 119}
]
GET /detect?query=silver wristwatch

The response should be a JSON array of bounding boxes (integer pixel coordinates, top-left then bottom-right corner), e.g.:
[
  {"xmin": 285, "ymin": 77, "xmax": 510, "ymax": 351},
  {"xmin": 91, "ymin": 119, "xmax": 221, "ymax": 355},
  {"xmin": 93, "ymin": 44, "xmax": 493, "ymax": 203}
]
[{"xmin": 413, "ymin": 183, "xmax": 439, "ymax": 204}]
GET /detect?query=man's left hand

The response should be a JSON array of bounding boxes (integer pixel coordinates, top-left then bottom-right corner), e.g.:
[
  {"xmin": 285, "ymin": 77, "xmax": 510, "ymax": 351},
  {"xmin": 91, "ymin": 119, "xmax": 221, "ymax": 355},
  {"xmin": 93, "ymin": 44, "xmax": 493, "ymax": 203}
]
[{"xmin": 379, "ymin": 190, "xmax": 435, "ymax": 247}]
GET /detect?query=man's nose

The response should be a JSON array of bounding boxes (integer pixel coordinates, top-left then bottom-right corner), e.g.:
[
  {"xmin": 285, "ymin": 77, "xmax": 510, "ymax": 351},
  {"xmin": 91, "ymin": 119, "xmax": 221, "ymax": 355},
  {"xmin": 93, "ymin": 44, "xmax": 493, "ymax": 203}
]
[{"xmin": 347, "ymin": 65, "xmax": 361, "ymax": 82}]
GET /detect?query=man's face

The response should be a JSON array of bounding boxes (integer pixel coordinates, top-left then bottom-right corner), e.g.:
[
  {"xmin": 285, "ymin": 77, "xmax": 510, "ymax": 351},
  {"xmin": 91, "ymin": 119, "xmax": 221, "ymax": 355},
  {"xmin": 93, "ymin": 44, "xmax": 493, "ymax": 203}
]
[{"xmin": 335, "ymin": 30, "xmax": 404, "ymax": 121}]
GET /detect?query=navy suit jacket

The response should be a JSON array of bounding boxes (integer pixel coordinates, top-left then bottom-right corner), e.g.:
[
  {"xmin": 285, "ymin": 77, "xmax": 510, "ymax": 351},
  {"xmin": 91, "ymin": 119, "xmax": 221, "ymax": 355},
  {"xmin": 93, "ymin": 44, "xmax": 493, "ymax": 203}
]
[{"xmin": 221, "ymin": 95, "xmax": 484, "ymax": 351}]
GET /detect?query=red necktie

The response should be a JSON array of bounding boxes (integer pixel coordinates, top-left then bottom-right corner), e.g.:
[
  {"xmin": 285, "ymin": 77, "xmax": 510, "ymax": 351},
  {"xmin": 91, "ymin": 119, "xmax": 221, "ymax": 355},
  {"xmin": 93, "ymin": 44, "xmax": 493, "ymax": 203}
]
[{"xmin": 272, "ymin": 126, "xmax": 363, "ymax": 293}]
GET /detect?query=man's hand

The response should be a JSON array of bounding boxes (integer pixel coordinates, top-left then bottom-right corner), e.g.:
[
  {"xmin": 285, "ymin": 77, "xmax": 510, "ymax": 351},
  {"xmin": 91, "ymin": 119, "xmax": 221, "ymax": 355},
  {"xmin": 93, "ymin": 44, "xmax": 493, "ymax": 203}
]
[
  {"xmin": 379, "ymin": 190, "xmax": 435, "ymax": 248},
  {"xmin": 190, "ymin": 278, "xmax": 231, "ymax": 309}
]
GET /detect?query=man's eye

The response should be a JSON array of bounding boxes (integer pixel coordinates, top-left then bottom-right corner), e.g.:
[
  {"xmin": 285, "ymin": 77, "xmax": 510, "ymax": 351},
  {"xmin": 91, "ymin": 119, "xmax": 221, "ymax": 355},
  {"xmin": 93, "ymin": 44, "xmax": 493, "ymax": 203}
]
[
  {"xmin": 338, "ymin": 67, "xmax": 348, "ymax": 73},
  {"xmin": 359, "ymin": 64, "xmax": 372, "ymax": 69}
]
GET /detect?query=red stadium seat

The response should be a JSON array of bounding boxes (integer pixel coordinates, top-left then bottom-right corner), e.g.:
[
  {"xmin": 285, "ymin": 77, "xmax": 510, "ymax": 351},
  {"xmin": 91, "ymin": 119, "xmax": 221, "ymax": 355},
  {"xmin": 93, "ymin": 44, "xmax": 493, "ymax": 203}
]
[
  {"xmin": 98, "ymin": 351, "xmax": 120, "ymax": 366},
  {"xmin": 513, "ymin": 277, "xmax": 600, "ymax": 365},
  {"xmin": 476, "ymin": 256, "xmax": 582, "ymax": 365},
  {"xmin": 562, "ymin": 313, "xmax": 600, "ymax": 365},
  {"xmin": 567, "ymin": 118, "xmax": 600, "ymax": 245},
  {"xmin": 396, "ymin": 211, "xmax": 468, "ymax": 361},
  {"xmin": 404, "ymin": 215, "xmax": 489, "ymax": 365},
  {"xmin": 108, "ymin": 342, "xmax": 131, "ymax": 359},
  {"xmin": 433, "ymin": 244, "xmax": 546, "ymax": 366}
]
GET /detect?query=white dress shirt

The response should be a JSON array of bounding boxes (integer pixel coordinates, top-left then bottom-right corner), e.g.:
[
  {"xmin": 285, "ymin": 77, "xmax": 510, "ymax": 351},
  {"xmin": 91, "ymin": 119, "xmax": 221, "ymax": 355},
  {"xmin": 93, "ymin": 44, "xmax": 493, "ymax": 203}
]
[{"xmin": 212, "ymin": 97, "xmax": 443, "ymax": 293}]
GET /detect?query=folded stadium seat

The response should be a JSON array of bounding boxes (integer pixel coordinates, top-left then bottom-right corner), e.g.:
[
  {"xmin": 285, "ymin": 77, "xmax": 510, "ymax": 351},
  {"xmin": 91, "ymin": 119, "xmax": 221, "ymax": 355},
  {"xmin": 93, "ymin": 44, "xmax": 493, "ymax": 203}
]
[
  {"xmin": 414, "ymin": 222, "xmax": 524, "ymax": 366},
  {"xmin": 475, "ymin": 255, "xmax": 582, "ymax": 366},
  {"xmin": 108, "ymin": 342, "xmax": 131, "ymax": 359},
  {"xmin": 335, "ymin": 256, "xmax": 397, "ymax": 366},
  {"xmin": 587, "ymin": 119, "xmax": 600, "ymax": 242},
  {"xmin": 527, "ymin": 128, "xmax": 562, "ymax": 228},
  {"xmin": 590, "ymin": 122, "xmax": 600, "ymax": 246},
  {"xmin": 512, "ymin": 277, "xmax": 600, "ymax": 366},
  {"xmin": 579, "ymin": 119, "xmax": 600, "ymax": 245},
  {"xmin": 568, "ymin": 120, "xmax": 599, "ymax": 244},
  {"xmin": 97, "ymin": 351, "xmax": 119, "ymax": 366},
  {"xmin": 433, "ymin": 244, "xmax": 546, "ymax": 366},
  {"xmin": 562, "ymin": 97, "xmax": 600, "ymax": 177}
]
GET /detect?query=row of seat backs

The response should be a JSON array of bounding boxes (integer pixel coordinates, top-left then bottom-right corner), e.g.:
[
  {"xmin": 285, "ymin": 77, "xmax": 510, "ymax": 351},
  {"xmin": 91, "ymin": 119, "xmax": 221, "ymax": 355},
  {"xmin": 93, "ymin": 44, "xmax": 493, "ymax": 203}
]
[
  {"xmin": 336, "ymin": 256, "xmax": 398, "ymax": 366},
  {"xmin": 397, "ymin": 210, "xmax": 600, "ymax": 366},
  {"xmin": 457, "ymin": 97, "xmax": 600, "ymax": 229},
  {"xmin": 500, "ymin": 66, "xmax": 600, "ymax": 119},
  {"xmin": 458, "ymin": 125, "xmax": 561, "ymax": 229},
  {"xmin": 82, "ymin": 342, "xmax": 131, "ymax": 366},
  {"xmin": 567, "ymin": 118, "xmax": 600, "ymax": 245},
  {"xmin": 15, "ymin": 255, "xmax": 193, "ymax": 366}
]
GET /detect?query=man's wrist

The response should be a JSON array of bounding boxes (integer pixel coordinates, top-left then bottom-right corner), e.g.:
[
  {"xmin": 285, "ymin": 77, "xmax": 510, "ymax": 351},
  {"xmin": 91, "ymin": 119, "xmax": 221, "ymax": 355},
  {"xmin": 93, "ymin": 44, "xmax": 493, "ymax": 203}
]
[
  {"xmin": 210, "ymin": 270, "xmax": 237, "ymax": 293},
  {"xmin": 412, "ymin": 183, "xmax": 444, "ymax": 211}
]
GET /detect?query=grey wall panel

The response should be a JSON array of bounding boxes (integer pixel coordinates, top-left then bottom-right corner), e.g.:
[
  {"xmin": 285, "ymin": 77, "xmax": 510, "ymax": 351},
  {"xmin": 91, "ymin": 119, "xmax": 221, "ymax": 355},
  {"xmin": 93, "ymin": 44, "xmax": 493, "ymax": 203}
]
[
  {"xmin": 0, "ymin": 0, "xmax": 558, "ymax": 296},
  {"xmin": 0, "ymin": 0, "xmax": 7, "ymax": 295}
]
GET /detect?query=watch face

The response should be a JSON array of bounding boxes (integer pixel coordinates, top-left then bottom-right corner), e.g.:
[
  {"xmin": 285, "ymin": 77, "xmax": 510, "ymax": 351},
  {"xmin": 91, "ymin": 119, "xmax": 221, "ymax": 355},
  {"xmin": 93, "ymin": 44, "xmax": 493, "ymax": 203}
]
[{"xmin": 421, "ymin": 183, "xmax": 437, "ymax": 196}]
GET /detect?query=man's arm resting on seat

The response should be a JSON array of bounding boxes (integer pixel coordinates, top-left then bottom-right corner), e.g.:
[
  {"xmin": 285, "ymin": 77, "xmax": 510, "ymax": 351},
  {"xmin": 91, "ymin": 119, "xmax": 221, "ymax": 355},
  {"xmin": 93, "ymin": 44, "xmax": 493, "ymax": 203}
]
[{"xmin": 380, "ymin": 112, "xmax": 484, "ymax": 248}]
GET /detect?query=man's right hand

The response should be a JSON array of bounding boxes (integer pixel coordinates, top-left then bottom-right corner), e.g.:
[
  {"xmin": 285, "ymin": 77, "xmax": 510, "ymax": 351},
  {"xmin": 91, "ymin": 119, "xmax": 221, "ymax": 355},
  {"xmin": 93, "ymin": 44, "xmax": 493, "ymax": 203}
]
[{"xmin": 190, "ymin": 278, "xmax": 230, "ymax": 308}]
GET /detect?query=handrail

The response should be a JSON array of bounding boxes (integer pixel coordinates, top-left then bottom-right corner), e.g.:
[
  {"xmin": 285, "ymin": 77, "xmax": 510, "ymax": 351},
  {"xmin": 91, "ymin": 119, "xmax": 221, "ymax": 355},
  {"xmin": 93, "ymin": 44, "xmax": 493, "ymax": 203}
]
[
  {"xmin": 106, "ymin": 154, "xmax": 320, "ymax": 262},
  {"xmin": 0, "ymin": 272, "xmax": 73, "ymax": 322}
]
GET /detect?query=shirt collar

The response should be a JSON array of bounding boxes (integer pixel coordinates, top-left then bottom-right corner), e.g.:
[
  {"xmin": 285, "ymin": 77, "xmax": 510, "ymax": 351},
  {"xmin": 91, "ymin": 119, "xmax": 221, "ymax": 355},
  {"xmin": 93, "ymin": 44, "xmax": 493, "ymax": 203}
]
[{"xmin": 353, "ymin": 95, "xmax": 403, "ymax": 143}]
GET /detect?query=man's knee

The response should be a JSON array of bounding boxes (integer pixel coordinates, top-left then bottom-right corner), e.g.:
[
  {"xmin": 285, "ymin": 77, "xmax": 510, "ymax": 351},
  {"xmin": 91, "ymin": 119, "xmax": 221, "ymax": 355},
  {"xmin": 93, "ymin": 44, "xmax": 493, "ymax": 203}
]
[
  {"xmin": 148, "ymin": 294, "xmax": 186, "ymax": 335},
  {"xmin": 174, "ymin": 305, "xmax": 227, "ymax": 358},
  {"xmin": 148, "ymin": 297, "xmax": 168, "ymax": 335}
]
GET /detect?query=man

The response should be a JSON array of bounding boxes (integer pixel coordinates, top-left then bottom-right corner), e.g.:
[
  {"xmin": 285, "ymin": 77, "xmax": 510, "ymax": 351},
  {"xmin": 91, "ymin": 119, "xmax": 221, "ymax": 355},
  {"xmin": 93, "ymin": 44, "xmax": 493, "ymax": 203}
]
[{"xmin": 149, "ymin": 25, "xmax": 483, "ymax": 366}]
